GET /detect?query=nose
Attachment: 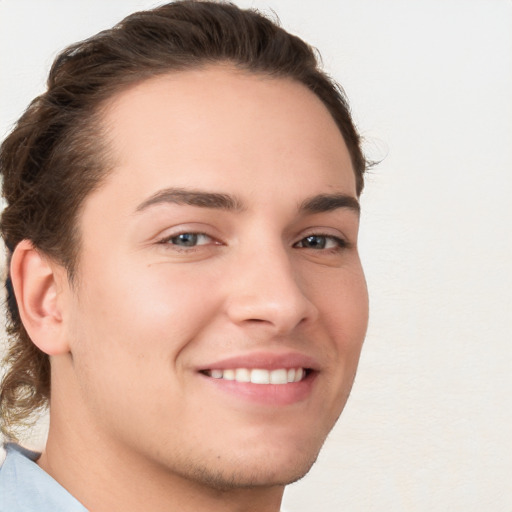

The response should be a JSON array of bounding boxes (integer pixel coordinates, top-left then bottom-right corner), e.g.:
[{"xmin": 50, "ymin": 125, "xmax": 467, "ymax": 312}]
[{"xmin": 224, "ymin": 244, "xmax": 318, "ymax": 336}]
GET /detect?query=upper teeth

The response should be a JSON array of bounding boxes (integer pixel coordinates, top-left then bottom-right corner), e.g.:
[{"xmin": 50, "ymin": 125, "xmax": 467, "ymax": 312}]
[{"xmin": 206, "ymin": 368, "xmax": 305, "ymax": 384}]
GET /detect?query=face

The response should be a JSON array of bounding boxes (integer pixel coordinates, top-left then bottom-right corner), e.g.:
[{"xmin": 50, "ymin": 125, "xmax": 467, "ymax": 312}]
[{"xmin": 62, "ymin": 66, "xmax": 368, "ymax": 489}]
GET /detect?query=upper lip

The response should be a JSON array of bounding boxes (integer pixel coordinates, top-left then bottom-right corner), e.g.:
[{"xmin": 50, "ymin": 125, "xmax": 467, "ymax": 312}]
[{"xmin": 197, "ymin": 351, "xmax": 320, "ymax": 372}]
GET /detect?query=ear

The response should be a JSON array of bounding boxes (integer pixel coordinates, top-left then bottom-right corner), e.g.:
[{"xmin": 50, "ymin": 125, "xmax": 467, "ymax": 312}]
[{"xmin": 10, "ymin": 240, "xmax": 71, "ymax": 355}]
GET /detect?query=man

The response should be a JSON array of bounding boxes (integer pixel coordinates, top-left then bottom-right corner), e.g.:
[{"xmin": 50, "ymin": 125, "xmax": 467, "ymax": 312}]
[{"xmin": 0, "ymin": 2, "xmax": 369, "ymax": 511}]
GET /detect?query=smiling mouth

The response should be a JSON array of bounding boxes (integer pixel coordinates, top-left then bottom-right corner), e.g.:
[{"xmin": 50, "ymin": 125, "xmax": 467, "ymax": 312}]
[{"xmin": 200, "ymin": 367, "xmax": 311, "ymax": 384}]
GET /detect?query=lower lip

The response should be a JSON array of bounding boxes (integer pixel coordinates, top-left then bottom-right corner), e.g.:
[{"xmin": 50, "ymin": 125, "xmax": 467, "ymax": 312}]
[{"xmin": 199, "ymin": 372, "xmax": 317, "ymax": 406}]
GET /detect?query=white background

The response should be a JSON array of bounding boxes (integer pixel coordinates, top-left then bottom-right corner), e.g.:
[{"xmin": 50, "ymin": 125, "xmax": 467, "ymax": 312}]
[{"xmin": 1, "ymin": 1, "xmax": 511, "ymax": 511}]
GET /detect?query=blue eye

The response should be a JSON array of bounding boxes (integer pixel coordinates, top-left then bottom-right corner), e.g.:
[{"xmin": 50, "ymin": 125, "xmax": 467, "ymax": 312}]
[
  {"xmin": 295, "ymin": 235, "xmax": 345, "ymax": 250},
  {"xmin": 167, "ymin": 233, "xmax": 212, "ymax": 247}
]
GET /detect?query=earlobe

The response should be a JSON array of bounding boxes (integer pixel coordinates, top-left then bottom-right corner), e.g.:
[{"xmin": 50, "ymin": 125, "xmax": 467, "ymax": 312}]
[{"xmin": 10, "ymin": 240, "xmax": 70, "ymax": 355}]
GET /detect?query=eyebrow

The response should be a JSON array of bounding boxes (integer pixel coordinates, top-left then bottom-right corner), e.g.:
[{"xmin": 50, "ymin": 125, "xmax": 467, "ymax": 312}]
[
  {"xmin": 135, "ymin": 188, "xmax": 245, "ymax": 213},
  {"xmin": 299, "ymin": 193, "xmax": 360, "ymax": 216},
  {"xmin": 134, "ymin": 187, "xmax": 359, "ymax": 216}
]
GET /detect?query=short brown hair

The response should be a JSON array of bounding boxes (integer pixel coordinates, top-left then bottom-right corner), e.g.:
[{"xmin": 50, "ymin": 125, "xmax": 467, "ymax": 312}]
[{"xmin": 0, "ymin": 0, "xmax": 368, "ymax": 440}]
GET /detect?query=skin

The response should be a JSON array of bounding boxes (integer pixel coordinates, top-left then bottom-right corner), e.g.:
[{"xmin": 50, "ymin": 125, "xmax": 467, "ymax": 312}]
[{"xmin": 14, "ymin": 66, "xmax": 368, "ymax": 512}]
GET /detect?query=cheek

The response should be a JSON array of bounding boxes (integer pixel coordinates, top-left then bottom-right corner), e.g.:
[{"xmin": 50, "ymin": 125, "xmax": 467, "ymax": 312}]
[
  {"xmin": 65, "ymin": 267, "xmax": 224, "ymax": 437},
  {"xmin": 320, "ymin": 268, "xmax": 368, "ymax": 413},
  {"xmin": 82, "ymin": 260, "xmax": 216, "ymax": 334},
  {"xmin": 68, "ymin": 264, "xmax": 221, "ymax": 390},
  {"xmin": 315, "ymin": 264, "xmax": 369, "ymax": 343},
  {"xmin": 312, "ymin": 265, "xmax": 368, "ymax": 392}
]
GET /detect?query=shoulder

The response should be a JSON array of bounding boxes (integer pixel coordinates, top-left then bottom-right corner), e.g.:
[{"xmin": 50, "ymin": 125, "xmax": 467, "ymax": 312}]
[
  {"xmin": 1, "ymin": 444, "xmax": 41, "ymax": 511},
  {"xmin": 0, "ymin": 443, "xmax": 88, "ymax": 512}
]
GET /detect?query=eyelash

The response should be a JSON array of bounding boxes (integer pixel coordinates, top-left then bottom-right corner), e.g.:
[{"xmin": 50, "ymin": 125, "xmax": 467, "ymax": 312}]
[
  {"xmin": 293, "ymin": 234, "xmax": 348, "ymax": 251},
  {"xmin": 158, "ymin": 232, "xmax": 348, "ymax": 252},
  {"xmin": 159, "ymin": 232, "xmax": 215, "ymax": 249}
]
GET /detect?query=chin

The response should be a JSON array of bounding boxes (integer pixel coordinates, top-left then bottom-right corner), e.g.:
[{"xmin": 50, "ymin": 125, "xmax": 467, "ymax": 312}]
[{"xmin": 182, "ymin": 441, "xmax": 323, "ymax": 492}]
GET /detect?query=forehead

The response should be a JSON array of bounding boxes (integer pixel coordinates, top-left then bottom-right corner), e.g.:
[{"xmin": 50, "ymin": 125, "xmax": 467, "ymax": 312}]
[{"xmin": 91, "ymin": 66, "xmax": 356, "ymax": 217}]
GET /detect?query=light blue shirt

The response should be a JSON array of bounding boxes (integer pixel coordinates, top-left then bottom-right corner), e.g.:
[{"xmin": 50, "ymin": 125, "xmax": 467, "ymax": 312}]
[{"xmin": 0, "ymin": 443, "xmax": 87, "ymax": 511}]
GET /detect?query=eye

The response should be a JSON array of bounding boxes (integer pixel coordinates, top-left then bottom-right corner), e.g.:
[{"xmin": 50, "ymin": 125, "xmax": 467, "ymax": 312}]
[
  {"xmin": 294, "ymin": 234, "xmax": 346, "ymax": 250},
  {"xmin": 163, "ymin": 232, "xmax": 213, "ymax": 247}
]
